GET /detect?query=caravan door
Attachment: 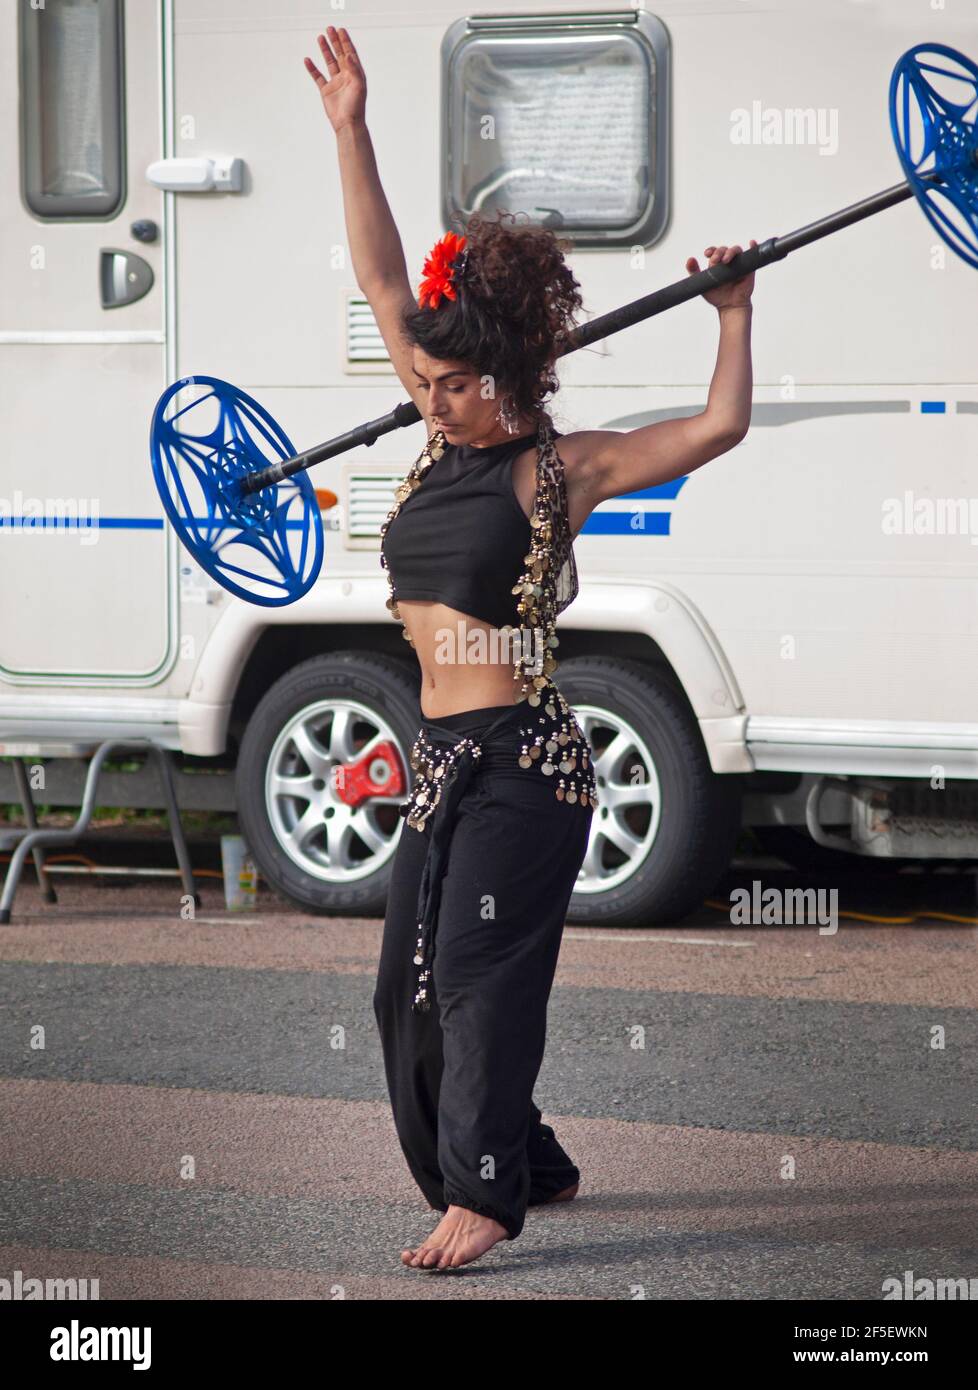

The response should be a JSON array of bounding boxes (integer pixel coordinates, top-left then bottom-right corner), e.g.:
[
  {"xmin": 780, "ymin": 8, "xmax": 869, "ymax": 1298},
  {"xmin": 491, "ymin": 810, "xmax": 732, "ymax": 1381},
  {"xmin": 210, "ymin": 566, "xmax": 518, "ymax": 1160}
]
[{"xmin": 0, "ymin": 0, "xmax": 168, "ymax": 684}]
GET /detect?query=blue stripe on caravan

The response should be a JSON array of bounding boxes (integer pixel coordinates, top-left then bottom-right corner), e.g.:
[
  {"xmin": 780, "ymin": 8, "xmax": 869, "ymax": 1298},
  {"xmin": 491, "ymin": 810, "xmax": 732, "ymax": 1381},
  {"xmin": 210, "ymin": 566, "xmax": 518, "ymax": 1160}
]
[
  {"xmin": 617, "ymin": 477, "xmax": 689, "ymax": 500},
  {"xmin": 581, "ymin": 511, "xmax": 672, "ymax": 536},
  {"xmin": 920, "ymin": 401, "xmax": 946, "ymax": 413},
  {"xmin": 578, "ymin": 476, "xmax": 687, "ymax": 533},
  {"xmin": 2, "ymin": 504, "xmax": 682, "ymax": 538},
  {"xmin": 0, "ymin": 517, "xmax": 162, "ymax": 529},
  {"xmin": 0, "ymin": 517, "xmax": 313, "ymax": 530}
]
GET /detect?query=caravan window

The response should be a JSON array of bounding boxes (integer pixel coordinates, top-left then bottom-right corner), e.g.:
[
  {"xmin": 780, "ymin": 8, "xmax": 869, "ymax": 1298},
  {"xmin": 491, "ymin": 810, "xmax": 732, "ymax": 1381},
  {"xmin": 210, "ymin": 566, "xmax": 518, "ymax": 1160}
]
[
  {"xmin": 443, "ymin": 13, "xmax": 669, "ymax": 247},
  {"xmin": 19, "ymin": 0, "xmax": 126, "ymax": 220}
]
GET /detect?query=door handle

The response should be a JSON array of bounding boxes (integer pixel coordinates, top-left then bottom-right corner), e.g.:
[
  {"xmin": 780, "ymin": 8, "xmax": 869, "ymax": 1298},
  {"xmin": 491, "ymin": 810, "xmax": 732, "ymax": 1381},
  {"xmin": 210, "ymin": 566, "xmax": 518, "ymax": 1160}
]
[{"xmin": 99, "ymin": 249, "xmax": 154, "ymax": 309}]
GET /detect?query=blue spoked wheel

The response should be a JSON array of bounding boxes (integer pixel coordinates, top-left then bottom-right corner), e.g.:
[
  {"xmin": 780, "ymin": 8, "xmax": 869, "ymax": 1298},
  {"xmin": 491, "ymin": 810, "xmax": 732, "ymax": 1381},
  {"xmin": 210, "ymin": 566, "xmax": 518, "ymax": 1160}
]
[
  {"xmin": 150, "ymin": 375, "xmax": 325, "ymax": 606},
  {"xmin": 889, "ymin": 43, "xmax": 978, "ymax": 270}
]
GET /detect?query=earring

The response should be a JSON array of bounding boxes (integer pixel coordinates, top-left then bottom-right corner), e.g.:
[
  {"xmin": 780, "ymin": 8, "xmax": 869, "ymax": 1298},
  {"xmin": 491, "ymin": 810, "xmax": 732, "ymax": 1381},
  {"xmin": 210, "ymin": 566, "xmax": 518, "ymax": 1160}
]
[{"xmin": 498, "ymin": 392, "xmax": 520, "ymax": 434}]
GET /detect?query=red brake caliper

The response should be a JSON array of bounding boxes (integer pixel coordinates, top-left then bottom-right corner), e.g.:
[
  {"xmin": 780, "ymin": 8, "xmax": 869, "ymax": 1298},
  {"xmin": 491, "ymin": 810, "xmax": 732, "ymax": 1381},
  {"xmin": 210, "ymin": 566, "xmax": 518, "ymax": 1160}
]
[{"xmin": 333, "ymin": 739, "xmax": 407, "ymax": 807}]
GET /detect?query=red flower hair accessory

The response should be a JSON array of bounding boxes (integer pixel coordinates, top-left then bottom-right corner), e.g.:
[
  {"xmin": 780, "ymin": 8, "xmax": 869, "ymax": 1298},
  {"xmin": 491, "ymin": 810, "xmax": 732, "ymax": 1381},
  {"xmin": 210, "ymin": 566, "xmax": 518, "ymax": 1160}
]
[{"xmin": 417, "ymin": 231, "xmax": 468, "ymax": 310}]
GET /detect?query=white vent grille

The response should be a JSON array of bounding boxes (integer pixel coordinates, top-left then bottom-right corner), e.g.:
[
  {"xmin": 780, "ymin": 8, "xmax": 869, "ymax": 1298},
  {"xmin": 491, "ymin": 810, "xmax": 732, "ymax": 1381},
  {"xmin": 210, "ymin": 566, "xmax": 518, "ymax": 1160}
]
[
  {"xmin": 345, "ymin": 294, "xmax": 392, "ymax": 366},
  {"xmin": 346, "ymin": 471, "xmax": 405, "ymax": 541}
]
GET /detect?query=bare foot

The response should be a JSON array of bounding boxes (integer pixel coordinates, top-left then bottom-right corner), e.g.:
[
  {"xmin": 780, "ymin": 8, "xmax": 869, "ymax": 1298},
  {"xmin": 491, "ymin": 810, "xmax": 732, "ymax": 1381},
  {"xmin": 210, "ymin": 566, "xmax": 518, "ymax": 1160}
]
[{"xmin": 401, "ymin": 1203, "xmax": 509, "ymax": 1270}]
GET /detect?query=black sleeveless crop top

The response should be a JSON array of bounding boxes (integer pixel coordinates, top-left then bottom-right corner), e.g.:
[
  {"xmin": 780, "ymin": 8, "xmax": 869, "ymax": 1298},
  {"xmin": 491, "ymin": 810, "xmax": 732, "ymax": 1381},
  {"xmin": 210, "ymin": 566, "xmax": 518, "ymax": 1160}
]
[{"xmin": 381, "ymin": 430, "xmax": 553, "ymax": 629}]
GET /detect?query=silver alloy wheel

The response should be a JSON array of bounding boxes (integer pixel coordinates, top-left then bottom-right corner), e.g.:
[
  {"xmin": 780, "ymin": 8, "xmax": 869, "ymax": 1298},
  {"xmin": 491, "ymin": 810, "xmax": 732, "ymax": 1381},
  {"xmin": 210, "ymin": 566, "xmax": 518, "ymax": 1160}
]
[
  {"xmin": 573, "ymin": 702, "xmax": 663, "ymax": 893},
  {"xmin": 265, "ymin": 697, "xmax": 407, "ymax": 882}
]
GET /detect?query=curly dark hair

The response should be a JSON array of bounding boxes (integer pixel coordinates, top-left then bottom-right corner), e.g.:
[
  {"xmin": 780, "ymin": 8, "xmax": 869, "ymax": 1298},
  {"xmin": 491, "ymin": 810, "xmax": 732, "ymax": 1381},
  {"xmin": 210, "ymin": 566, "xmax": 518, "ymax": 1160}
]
[{"xmin": 400, "ymin": 210, "xmax": 584, "ymax": 422}]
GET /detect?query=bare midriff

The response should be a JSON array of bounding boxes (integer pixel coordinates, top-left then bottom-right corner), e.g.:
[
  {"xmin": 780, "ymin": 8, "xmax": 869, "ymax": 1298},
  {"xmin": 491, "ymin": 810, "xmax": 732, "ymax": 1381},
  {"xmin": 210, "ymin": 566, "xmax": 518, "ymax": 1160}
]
[
  {"xmin": 390, "ymin": 435, "xmax": 581, "ymax": 720},
  {"xmin": 397, "ymin": 599, "xmax": 527, "ymax": 720}
]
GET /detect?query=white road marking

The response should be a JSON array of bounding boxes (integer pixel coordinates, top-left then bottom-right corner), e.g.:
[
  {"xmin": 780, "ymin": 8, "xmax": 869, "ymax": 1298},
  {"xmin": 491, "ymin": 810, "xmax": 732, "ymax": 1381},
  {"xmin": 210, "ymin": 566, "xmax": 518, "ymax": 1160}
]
[{"xmin": 562, "ymin": 931, "xmax": 755, "ymax": 947}]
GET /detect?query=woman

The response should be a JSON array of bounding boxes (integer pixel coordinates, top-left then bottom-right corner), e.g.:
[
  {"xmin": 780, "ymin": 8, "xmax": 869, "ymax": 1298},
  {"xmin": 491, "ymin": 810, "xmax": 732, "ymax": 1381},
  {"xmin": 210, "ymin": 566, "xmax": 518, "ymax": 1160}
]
[{"xmin": 305, "ymin": 25, "xmax": 756, "ymax": 1270}]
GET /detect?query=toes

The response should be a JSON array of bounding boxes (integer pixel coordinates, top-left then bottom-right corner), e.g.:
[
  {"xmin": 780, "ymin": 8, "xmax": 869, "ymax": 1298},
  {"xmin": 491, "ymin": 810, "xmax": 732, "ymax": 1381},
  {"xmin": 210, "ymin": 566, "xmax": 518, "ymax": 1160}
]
[{"xmin": 404, "ymin": 1243, "xmax": 437, "ymax": 1268}]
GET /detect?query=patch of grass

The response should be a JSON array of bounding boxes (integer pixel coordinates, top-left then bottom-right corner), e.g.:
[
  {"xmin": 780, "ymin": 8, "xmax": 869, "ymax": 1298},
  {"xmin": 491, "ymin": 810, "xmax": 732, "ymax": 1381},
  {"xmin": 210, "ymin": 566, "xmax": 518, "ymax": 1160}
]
[
  {"xmin": 0, "ymin": 804, "xmax": 240, "ymax": 834},
  {"xmin": 1, "ymin": 755, "xmax": 236, "ymax": 833}
]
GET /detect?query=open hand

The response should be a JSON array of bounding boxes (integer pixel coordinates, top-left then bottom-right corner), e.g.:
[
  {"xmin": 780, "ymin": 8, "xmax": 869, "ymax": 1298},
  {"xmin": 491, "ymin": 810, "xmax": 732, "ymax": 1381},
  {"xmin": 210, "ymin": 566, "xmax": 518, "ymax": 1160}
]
[
  {"xmin": 686, "ymin": 240, "xmax": 758, "ymax": 309},
  {"xmin": 304, "ymin": 25, "xmax": 366, "ymax": 133}
]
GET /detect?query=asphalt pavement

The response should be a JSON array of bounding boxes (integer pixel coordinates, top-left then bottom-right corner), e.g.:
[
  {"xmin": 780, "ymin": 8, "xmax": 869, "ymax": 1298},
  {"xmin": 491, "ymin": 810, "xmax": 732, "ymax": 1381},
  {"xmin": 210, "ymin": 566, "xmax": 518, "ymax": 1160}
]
[{"xmin": 0, "ymin": 847, "xmax": 975, "ymax": 1300}]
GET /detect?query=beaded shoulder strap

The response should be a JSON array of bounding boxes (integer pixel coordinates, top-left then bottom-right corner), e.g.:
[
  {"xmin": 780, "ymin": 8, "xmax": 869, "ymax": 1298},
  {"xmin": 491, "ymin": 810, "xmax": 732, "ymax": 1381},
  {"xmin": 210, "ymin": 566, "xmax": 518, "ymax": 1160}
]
[
  {"xmin": 510, "ymin": 416, "xmax": 579, "ymax": 701},
  {"xmin": 378, "ymin": 416, "xmax": 578, "ymax": 702}
]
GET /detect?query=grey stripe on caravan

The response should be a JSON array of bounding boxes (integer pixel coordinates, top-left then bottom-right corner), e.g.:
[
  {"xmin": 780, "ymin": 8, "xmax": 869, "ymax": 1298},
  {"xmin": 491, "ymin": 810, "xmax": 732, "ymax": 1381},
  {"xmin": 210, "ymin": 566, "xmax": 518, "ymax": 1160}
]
[
  {"xmin": 600, "ymin": 401, "xmax": 913, "ymax": 428},
  {"xmin": 0, "ymin": 331, "xmax": 165, "ymax": 344}
]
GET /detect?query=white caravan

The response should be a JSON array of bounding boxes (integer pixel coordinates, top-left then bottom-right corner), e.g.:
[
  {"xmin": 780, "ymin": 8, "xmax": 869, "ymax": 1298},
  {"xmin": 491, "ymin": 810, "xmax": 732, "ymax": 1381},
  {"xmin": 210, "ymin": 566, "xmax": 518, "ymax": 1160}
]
[{"xmin": 2, "ymin": 0, "xmax": 976, "ymax": 924}]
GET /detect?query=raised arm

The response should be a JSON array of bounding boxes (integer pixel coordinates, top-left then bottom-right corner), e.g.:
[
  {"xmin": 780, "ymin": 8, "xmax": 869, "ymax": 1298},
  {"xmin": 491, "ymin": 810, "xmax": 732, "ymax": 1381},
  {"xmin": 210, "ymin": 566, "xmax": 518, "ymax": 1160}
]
[
  {"xmin": 577, "ymin": 242, "xmax": 756, "ymax": 504},
  {"xmin": 304, "ymin": 26, "xmax": 434, "ymax": 429},
  {"xmin": 304, "ymin": 25, "xmax": 410, "ymax": 294}
]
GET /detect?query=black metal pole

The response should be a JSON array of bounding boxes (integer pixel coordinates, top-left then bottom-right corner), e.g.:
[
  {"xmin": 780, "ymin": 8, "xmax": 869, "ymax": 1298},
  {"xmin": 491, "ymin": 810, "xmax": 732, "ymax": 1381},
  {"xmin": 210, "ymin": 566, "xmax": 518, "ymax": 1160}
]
[{"xmin": 238, "ymin": 170, "xmax": 948, "ymax": 497}]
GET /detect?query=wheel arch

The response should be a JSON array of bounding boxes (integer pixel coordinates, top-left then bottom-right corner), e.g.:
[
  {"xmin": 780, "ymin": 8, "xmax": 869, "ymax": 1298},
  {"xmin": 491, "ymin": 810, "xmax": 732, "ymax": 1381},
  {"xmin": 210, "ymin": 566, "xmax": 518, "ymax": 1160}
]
[{"xmin": 177, "ymin": 578, "xmax": 750, "ymax": 772}]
